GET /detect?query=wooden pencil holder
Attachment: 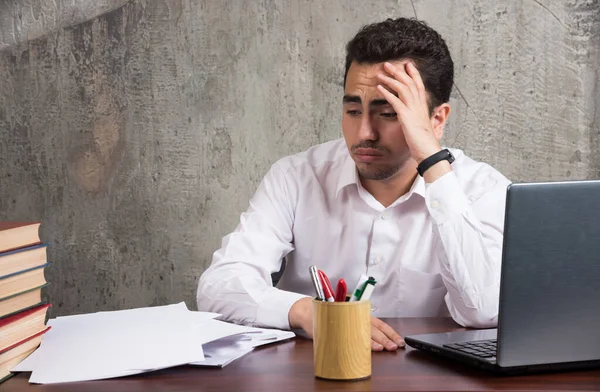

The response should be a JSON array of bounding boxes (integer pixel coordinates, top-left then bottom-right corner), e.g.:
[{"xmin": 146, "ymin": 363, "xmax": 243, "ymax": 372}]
[{"xmin": 312, "ymin": 299, "xmax": 371, "ymax": 380}]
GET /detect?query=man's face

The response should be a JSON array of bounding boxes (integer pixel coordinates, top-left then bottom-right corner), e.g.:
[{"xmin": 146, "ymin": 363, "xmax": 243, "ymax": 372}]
[{"xmin": 342, "ymin": 61, "xmax": 414, "ymax": 181}]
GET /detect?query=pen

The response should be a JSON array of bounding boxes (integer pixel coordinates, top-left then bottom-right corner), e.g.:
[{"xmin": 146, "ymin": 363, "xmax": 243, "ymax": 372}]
[
  {"xmin": 358, "ymin": 280, "xmax": 377, "ymax": 301},
  {"xmin": 335, "ymin": 278, "xmax": 347, "ymax": 302},
  {"xmin": 356, "ymin": 277, "xmax": 376, "ymax": 301},
  {"xmin": 352, "ymin": 278, "xmax": 373, "ymax": 301},
  {"xmin": 309, "ymin": 265, "xmax": 325, "ymax": 300},
  {"xmin": 318, "ymin": 270, "xmax": 335, "ymax": 302},
  {"xmin": 349, "ymin": 274, "xmax": 369, "ymax": 302}
]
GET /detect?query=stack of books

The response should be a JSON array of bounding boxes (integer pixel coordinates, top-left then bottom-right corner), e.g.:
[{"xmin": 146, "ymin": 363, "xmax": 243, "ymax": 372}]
[{"xmin": 0, "ymin": 222, "xmax": 51, "ymax": 384}]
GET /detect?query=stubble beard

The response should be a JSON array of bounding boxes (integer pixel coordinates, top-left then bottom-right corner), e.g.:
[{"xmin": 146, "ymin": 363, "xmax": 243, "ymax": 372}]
[{"xmin": 356, "ymin": 163, "xmax": 401, "ymax": 181}]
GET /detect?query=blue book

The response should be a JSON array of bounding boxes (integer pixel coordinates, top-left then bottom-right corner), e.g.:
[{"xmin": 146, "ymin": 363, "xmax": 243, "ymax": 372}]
[
  {"xmin": 0, "ymin": 244, "xmax": 48, "ymax": 279},
  {"xmin": 0, "ymin": 263, "xmax": 50, "ymax": 300}
]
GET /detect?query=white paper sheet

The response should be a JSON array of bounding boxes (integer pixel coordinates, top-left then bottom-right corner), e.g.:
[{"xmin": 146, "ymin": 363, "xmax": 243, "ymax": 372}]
[
  {"xmin": 15, "ymin": 303, "xmax": 221, "ymax": 373},
  {"xmin": 54, "ymin": 302, "xmax": 220, "ymax": 326},
  {"xmin": 191, "ymin": 319, "xmax": 259, "ymax": 345},
  {"xmin": 14, "ymin": 303, "xmax": 209, "ymax": 383},
  {"xmin": 247, "ymin": 330, "xmax": 296, "ymax": 348},
  {"xmin": 188, "ymin": 324, "xmax": 295, "ymax": 367},
  {"xmin": 13, "ymin": 303, "xmax": 294, "ymax": 383},
  {"xmin": 193, "ymin": 336, "xmax": 255, "ymax": 367}
]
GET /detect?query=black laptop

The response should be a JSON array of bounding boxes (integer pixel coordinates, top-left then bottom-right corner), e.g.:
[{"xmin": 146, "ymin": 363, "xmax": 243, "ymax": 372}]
[{"xmin": 405, "ymin": 180, "xmax": 600, "ymax": 374}]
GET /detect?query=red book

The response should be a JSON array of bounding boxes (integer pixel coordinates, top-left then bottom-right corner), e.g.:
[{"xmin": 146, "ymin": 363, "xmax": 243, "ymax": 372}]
[
  {"xmin": 0, "ymin": 326, "xmax": 50, "ymax": 355},
  {"xmin": 0, "ymin": 222, "xmax": 41, "ymax": 254},
  {"xmin": 0, "ymin": 326, "xmax": 50, "ymax": 384},
  {"xmin": 0, "ymin": 303, "xmax": 51, "ymax": 353}
]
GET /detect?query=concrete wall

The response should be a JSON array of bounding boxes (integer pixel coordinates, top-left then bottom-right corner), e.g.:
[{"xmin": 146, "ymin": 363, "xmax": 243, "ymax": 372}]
[{"xmin": 0, "ymin": 0, "xmax": 598, "ymax": 316}]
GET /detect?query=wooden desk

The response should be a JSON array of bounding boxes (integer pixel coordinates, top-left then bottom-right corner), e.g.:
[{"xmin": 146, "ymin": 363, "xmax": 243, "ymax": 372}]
[{"xmin": 5, "ymin": 318, "xmax": 600, "ymax": 391}]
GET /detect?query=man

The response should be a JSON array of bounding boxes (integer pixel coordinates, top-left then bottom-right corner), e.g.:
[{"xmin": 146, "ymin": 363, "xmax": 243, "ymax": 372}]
[{"xmin": 197, "ymin": 17, "xmax": 510, "ymax": 352}]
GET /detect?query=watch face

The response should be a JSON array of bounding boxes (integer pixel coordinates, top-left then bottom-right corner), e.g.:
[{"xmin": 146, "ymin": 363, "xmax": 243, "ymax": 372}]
[{"xmin": 447, "ymin": 150, "xmax": 455, "ymax": 163}]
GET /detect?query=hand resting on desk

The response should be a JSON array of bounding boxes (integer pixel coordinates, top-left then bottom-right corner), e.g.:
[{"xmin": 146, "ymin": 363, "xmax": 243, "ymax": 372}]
[{"xmin": 288, "ymin": 297, "xmax": 405, "ymax": 351}]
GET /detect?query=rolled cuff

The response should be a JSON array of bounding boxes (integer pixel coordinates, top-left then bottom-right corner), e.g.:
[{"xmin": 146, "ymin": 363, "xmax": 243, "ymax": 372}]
[
  {"xmin": 255, "ymin": 289, "xmax": 310, "ymax": 330},
  {"xmin": 425, "ymin": 171, "xmax": 471, "ymax": 224}
]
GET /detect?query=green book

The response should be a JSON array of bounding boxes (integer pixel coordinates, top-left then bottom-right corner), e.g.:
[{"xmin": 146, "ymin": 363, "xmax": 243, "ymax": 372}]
[
  {"xmin": 0, "ymin": 283, "xmax": 49, "ymax": 320},
  {"xmin": 0, "ymin": 371, "xmax": 15, "ymax": 384}
]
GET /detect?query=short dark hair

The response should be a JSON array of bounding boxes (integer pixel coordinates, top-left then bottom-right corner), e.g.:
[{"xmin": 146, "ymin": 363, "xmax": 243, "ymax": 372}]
[{"xmin": 344, "ymin": 17, "xmax": 454, "ymax": 113}]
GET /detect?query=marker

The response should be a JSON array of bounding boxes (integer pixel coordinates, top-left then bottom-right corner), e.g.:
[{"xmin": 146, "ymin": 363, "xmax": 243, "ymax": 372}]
[
  {"xmin": 358, "ymin": 281, "xmax": 376, "ymax": 301},
  {"xmin": 318, "ymin": 270, "xmax": 335, "ymax": 302},
  {"xmin": 354, "ymin": 277, "xmax": 376, "ymax": 301},
  {"xmin": 335, "ymin": 278, "xmax": 347, "ymax": 302},
  {"xmin": 349, "ymin": 274, "xmax": 369, "ymax": 302}
]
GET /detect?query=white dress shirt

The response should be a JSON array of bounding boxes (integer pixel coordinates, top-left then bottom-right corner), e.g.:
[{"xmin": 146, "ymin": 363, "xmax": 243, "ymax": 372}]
[{"xmin": 197, "ymin": 138, "xmax": 511, "ymax": 330}]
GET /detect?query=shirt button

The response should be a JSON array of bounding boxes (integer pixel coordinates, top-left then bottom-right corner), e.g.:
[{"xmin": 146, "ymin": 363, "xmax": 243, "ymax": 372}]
[
  {"xmin": 430, "ymin": 200, "xmax": 440, "ymax": 209},
  {"xmin": 381, "ymin": 212, "xmax": 389, "ymax": 220},
  {"xmin": 371, "ymin": 305, "xmax": 377, "ymax": 312}
]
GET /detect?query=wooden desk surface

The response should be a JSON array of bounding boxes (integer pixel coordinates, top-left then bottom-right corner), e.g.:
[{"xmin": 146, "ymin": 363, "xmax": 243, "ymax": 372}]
[{"xmin": 5, "ymin": 318, "xmax": 600, "ymax": 391}]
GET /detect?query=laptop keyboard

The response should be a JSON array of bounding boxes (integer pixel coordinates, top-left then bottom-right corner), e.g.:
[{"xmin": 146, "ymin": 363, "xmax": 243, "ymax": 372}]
[{"xmin": 443, "ymin": 339, "xmax": 497, "ymax": 358}]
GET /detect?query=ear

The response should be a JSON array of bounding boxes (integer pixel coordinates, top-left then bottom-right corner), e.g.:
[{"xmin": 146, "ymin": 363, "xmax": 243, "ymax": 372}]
[{"xmin": 430, "ymin": 103, "xmax": 451, "ymax": 141}]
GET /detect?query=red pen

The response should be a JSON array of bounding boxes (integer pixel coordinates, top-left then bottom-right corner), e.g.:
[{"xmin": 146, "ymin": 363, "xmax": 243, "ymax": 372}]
[
  {"xmin": 335, "ymin": 278, "xmax": 347, "ymax": 302},
  {"xmin": 318, "ymin": 270, "xmax": 335, "ymax": 302}
]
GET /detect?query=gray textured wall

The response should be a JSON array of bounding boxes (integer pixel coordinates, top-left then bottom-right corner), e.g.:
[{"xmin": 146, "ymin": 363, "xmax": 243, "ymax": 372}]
[{"xmin": 0, "ymin": 0, "xmax": 598, "ymax": 317}]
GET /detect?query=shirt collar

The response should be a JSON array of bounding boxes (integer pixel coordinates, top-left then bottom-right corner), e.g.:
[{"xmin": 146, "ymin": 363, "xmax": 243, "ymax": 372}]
[
  {"xmin": 405, "ymin": 172, "xmax": 426, "ymax": 200},
  {"xmin": 335, "ymin": 153, "xmax": 358, "ymax": 198},
  {"xmin": 335, "ymin": 152, "xmax": 427, "ymax": 201}
]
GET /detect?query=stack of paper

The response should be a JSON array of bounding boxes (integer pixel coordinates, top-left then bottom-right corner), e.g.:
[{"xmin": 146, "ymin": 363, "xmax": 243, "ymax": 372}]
[
  {"xmin": 13, "ymin": 303, "xmax": 295, "ymax": 384},
  {"xmin": 190, "ymin": 322, "xmax": 295, "ymax": 368}
]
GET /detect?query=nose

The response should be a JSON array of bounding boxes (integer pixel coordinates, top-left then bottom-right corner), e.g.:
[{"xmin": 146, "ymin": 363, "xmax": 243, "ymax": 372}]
[{"xmin": 358, "ymin": 113, "xmax": 378, "ymax": 142}]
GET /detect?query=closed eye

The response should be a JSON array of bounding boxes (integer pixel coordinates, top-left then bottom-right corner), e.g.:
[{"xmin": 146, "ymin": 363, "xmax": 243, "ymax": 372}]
[{"xmin": 380, "ymin": 112, "xmax": 397, "ymax": 118}]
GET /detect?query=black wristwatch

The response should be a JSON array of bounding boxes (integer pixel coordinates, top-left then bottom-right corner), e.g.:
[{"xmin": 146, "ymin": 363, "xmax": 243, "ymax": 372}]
[{"xmin": 416, "ymin": 149, "xmax": 455, "ymax": 177}]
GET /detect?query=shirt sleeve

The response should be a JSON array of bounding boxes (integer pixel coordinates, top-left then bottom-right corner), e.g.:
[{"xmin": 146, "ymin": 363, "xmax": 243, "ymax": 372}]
[
  {"xmin": 196, "ymin": 161, "xmax": 308, "ymax": 330},
  {"xmin": 425, "ymin": 167, "xmax": 511, "ymax": 328}
]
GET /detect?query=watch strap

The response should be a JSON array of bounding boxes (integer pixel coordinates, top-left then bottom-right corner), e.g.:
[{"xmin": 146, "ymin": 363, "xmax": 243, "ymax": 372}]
[{"xmin": 417, "ymin": 149, "xmax": 455, "ymax": 177}]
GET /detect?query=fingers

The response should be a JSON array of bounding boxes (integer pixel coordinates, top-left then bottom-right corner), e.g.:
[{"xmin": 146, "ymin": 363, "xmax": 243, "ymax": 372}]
[
  {"xmin": 371, "ymin": 326, "xmax": 398, "ymax": 351},
  {"xmin": 376, "ymin": 73, "xmax": 413, "ymax": 108},
  {"xmin": 384, "ymin": 62, "xmax": 418, "ymax": 96},
  {"xmin": 375, "ymin": 318, "xmax": 405, "ymax": 348},
  {"xmin": 378, "ymin": 62, "xmax": 427, "ymax": 110},
  {"xmin": 371, "ymin": 339, "xmax": 384, "ymax": 351},
  {"xmin": 405, "ymin": 62, "xmax": 429, "ymax": 108},
  {"xmin": 371, "ymin": 317, "xmax": 405, "ymax": 351},
  {"xmin": 376, "ymin": 84, "xmax": 408, "ymax": 115}
]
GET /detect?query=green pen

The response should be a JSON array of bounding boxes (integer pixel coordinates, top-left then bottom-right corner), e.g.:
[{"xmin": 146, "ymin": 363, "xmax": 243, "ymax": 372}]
[
  {"xmin": 350, "ymin": 275, "xmax": 375, "ymax": 301},
  {"xmin": 357, "ymin": 277, "xmax": 377, "ymax": 301},
  {"xmin": 349, "ymin": 274, "xmax": 369, "ymax": 302}
]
